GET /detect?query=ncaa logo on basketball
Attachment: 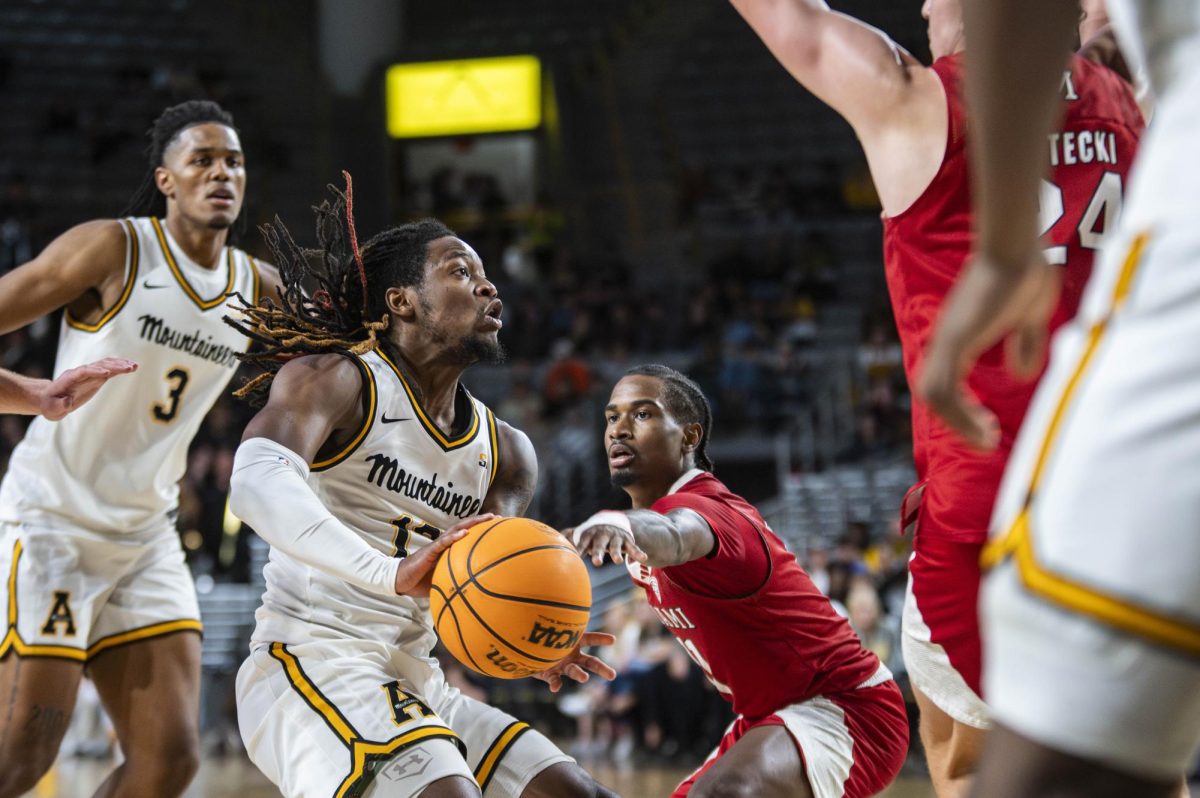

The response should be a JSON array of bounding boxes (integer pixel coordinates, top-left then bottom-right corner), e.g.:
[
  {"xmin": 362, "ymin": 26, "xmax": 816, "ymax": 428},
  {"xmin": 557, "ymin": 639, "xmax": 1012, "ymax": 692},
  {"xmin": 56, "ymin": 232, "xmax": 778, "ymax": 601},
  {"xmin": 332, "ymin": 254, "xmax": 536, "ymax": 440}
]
[{"xmin": 526, "ymin": 620, "xmax": 582, "ymax": 650}]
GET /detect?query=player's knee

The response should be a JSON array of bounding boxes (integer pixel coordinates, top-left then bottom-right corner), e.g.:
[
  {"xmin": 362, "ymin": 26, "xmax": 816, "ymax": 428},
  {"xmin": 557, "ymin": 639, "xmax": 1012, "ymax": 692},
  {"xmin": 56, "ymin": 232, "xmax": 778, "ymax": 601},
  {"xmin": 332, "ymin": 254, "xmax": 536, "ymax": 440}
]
[
  {"xmin": 690, "ymin": 773, "xmax": 766, "ymax": 798},
  {"xmin": 122, "ymin": 730, "xmax": 200, "ymax": 796},
  {"xmin": 524, "ymin": 762, "xmax": 611, "ymax": 798},
  {"xmin": 0, "ymin": 733, "xmax": 63, "ymax": 797}
]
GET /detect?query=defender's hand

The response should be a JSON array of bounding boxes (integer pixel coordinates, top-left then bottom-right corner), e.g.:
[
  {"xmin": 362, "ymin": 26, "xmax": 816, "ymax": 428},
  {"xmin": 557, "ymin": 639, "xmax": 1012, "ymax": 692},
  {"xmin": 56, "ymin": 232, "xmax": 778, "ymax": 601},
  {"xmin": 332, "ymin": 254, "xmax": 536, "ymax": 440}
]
[
  {"xmin": 394, "ymin": 513, "xmax": 496, "ymax": 597},
  {"xmin": 566, "ymin": 518, "xmax": 648, "ymax": 567},
  {"xmin": 919, "ymin": 253, "xmax": 1059, "ymax": 451},
  {"xmin": 39, "ymin": 357, "xmax": 138, "ymax": 420},
  {"xmin": 532, "ymin": 632, "xmax": 617, "ymax": 693}
]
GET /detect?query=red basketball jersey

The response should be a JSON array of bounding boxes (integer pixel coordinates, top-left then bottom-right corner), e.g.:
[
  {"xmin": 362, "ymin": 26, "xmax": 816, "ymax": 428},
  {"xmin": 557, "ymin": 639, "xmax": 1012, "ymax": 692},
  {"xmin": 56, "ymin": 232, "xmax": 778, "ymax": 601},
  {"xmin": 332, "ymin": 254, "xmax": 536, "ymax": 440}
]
[
  {"xmin": 625, "ymin": 471, "xmax": 880, "ymax": 719},
  {"xmin": 882, "ymin": 53, "xmax": 1143, "ymax": 543}
]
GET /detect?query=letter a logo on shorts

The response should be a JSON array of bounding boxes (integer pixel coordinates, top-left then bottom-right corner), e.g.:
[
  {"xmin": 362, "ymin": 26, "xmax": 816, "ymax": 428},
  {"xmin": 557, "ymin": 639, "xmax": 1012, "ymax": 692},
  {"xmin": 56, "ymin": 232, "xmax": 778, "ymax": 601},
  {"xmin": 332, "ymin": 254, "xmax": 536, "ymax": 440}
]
[{"xmin": 41, "ymin": 591, "xmax": 77, "ymax": 637}]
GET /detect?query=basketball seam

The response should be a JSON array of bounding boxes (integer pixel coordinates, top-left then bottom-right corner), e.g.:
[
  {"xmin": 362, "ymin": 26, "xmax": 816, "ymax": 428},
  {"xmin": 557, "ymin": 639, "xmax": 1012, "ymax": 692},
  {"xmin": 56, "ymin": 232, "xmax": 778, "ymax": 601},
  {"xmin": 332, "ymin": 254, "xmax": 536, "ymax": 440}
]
[
  {"xmin": 433, "ymin": 582, "xmax": 489, "ymax": 676},
  {"xmin": 437, "ymin": 517, "xmax": 589, "ymax": 673}
]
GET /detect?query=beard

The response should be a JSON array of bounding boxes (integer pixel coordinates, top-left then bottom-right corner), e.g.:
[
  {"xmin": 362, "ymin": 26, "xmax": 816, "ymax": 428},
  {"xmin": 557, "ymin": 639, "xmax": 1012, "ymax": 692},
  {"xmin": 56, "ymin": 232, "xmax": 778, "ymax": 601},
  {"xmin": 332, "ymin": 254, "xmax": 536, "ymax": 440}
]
[
  {"xmin": 610, "ymin": 470, "xmax": 636, "ymax": 488},
  {"xmin": 419, "ymin": 299, "xmax": 507, "ymax": 366},
  {"xmin": 449, "ymin": 335, "xmax": 507, "ymax": 366}
]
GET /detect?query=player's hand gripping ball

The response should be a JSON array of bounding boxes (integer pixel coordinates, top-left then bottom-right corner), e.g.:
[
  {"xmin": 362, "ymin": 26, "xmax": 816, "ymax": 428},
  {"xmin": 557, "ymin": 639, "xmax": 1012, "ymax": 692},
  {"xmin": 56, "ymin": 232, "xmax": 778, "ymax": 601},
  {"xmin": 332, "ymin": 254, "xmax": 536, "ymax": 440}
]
[{"xmin": 429, "ymin": 517, "xmax": 592, "ymax": 679}]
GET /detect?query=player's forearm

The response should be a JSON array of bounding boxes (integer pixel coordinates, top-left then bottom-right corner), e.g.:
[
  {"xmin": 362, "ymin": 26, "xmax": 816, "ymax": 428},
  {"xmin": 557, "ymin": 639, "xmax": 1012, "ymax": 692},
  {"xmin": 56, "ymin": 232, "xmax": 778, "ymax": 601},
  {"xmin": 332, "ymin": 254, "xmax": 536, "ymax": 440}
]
[
  {"xmin": 230, "ymin": 437, "xmax": 400, "ymax": 596},
  {"xmin": 0, "ymin": 369, "xmax": 46, "ymax": 415},
  {"xmin": 965, "ymin": 0, "xmax": 1080, "ymax": 268}
]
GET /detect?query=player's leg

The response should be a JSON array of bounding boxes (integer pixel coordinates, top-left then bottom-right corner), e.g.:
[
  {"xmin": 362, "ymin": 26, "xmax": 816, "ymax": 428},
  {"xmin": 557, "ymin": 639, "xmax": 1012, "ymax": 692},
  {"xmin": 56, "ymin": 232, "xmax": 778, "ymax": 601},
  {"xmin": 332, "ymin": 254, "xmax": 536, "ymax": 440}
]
[
  {"xmin": 901, "ymin": 534, "xmax": 989, "ymax": 798},
  {"xmin": 431, "ymin": 685, "xmax": 616, "ymax": 798},
  {"xmin": 87, "ymin": 630, "xmax": 202, "ymax": 797},
  {"xmin": 687, "ymin": 725, "xmax": 813, "ymax": 798},
  {"xmin": 971, "ymin": 724, "xmax": 1180, "ymax": 798},
  {"xmin": 0, "ymin": 656, "xmax": 84, "ymax": 797},
  {"xmin": 522, "ymin": 761, "xmax": 619, "ymax": 798},
  {"xmin": 0, "ymin": 525, "xmax": 99, "ymax": 797},
  {"xmin": 911, "ymin": 689, "xmax": 986, "ymax": 798},
  {"xmin": 687, "ymin": 677, "xmax": 908, "ymax": 798}
]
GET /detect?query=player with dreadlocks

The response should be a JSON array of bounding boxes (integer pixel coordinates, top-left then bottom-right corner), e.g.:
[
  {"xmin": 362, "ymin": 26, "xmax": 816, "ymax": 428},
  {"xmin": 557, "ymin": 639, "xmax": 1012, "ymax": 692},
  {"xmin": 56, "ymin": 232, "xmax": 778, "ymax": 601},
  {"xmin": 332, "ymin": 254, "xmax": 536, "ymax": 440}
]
[
  {"xmin": 567, "ymin": 364, "xmax": 909, "ymax": 798},
  {"xmin": 0, "ymin": 98, "xmax": 279, "ymax": 798},
  {"xmin": 227, "ymin": 178, "xmax": 619, "ymax": 798}
]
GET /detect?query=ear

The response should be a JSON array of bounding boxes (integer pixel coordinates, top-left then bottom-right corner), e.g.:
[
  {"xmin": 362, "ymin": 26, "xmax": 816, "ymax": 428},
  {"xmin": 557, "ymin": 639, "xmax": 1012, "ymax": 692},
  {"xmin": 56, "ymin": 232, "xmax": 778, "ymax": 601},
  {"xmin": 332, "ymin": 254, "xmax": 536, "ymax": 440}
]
[
  {"xmin": 386, "ymin": 286, "xmax": 418, "ymax": 320},
  {"xmin": 154, "ymin": 166, "xmax": 174, "ymax": 200},
  {"xmin": 681, "ymin": 422, "xmax": 703, "ymax": 454}
]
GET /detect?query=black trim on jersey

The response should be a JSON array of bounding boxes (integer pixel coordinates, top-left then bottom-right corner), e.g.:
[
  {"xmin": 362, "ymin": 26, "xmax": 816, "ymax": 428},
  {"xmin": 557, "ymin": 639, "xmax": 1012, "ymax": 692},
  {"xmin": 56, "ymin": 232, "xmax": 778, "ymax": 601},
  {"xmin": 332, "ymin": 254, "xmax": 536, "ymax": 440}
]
[
  {"xmin": 149, "ymin": 216, "xmax": 235, "ymax": 311},
  {"xmin": 311, "ymin": 354, "xmax": 378, "ymax": 472},
  {"xmin": 375, "ymin": 347, "xmax": 481, "ymax": 451},
  {"xmin": 64, "ymin": 218, "xmax": 140, "ymax": 332}
]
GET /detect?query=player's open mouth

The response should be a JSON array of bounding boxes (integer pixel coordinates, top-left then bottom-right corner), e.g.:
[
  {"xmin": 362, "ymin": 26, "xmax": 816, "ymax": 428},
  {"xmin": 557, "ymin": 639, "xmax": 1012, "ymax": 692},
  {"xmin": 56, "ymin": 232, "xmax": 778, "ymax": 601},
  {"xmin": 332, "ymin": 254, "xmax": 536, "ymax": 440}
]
[
  {"xmin": 481, "ymin": 301, "xmax": 503, "ymax": 329},
  {"xmin": 608, "ymin": 445, "xmax": 634, "ymax": 468}
]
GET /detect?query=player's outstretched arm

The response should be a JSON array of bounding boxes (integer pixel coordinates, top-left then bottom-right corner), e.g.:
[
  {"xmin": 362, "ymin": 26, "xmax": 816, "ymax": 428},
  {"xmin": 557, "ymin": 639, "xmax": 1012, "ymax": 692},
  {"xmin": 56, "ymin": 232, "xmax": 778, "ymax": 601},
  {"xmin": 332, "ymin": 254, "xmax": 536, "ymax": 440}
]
[
  {"xmin": 0, "ymin": 359, "xmax": 138, "ymax": 418},
  {"xmin": 481, "ymin": 420, "xmax": 538, "ymax": 516},
  {"xmin": 728, "ymin": 0, "xmax": 925, "ymax": 132},
  {"xmin": 567, "ymin": 508, "xmax": 715, "ymax": 569},
  {"xmin": 918, "ymin": 0, "xmax": 1080, "ymax": 448},
  {"xmin": 230, "ymin": 354, "xmax": 412, "ymax": 595},
  {"xmin": 0, "ymin": 219, "xmax": 128, "ymax": 336}
]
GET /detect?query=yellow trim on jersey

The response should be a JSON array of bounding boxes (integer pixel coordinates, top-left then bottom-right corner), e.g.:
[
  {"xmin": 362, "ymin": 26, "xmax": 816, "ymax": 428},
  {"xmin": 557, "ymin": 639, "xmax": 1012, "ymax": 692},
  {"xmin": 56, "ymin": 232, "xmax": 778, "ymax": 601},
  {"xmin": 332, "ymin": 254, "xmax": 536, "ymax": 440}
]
[
  {"xmin": 376, "ymin": 347, "xmax": 480, "ymax": 451},
  {"xmin": 312, "ymin": 356, "xmax": 378, "ymax": 472},
  {"xmin": 149, "ymin": 216, "xmax": 236, "ymax": 310},
  {"xmin": 87, "ymin": 619, "xmax": 203, "ymax": 659},
  {"xmin": 0, "ymin": 540, "xmax": 87, "ymax": 661},
  {"xmin": 64, "ymin": 218, "xmax": 140, "ymax": 332},
  {"xmin": 486, "ymin": 409, "xmax": 500, "ymax": 487},
  {"xmin": 980, "ymin": 233, "xmax": 1200, "ymax": 655},
  {"xmin": 270, "ymin": 642, "xmax": 359, "ymax": 745},
  {"xmin": 473, "ymin": 721, "xmax": 530, "ymax": 791},
  {"xmin": 335, "ymin": 727, "xmax": 463, "ymax": 798}
]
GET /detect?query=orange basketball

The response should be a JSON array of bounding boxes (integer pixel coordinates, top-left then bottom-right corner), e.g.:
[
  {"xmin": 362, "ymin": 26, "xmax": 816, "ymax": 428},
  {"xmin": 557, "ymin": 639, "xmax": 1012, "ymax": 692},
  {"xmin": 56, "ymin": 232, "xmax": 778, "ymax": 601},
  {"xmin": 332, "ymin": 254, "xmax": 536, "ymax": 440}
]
[{"xmin": 430, "ymin": 517, "xmax": 591, "ymax": 679}]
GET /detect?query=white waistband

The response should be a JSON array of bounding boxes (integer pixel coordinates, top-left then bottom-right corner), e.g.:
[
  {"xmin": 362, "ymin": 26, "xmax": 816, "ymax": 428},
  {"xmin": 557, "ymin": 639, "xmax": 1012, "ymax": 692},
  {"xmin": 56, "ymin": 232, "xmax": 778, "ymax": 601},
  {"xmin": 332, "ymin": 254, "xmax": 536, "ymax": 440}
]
[{"xmin": 856, "ymin": 662, "xmax": 893, "ymax": 690}]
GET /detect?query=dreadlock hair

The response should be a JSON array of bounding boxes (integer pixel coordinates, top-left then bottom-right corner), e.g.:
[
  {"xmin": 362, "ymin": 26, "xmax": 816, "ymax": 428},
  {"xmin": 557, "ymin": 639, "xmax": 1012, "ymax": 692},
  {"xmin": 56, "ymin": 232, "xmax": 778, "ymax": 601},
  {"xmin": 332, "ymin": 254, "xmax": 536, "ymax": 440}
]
[
  {"xmin": 225, "ymin": 172, "xmax": 456, "ymax": 406},
  {"xmin": 626, "ymin": 364, "xmax": 715, "ymax": 472},
  {"xmin": 122, "ymin": 100, "xmax": 238, "ymax": 220}
]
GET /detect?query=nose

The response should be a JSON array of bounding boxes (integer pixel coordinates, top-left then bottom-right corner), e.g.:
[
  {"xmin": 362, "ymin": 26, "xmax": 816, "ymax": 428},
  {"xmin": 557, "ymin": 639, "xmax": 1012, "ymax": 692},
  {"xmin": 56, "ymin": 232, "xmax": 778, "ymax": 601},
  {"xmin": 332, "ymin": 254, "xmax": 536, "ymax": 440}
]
[
  {"xmin": 212, "ymin": 160, "xmax": 230, "ymax": 181},
  {"xmin": 609, "ymin": 417, "xmax": 631, "ymax": 441},
  {"xmin": 474, "ymin": 277, "xmax": 497, "ymax": 298},
  {"xmin": 921, "ymin": 0, "xmax": 931, "ymax": 19}
]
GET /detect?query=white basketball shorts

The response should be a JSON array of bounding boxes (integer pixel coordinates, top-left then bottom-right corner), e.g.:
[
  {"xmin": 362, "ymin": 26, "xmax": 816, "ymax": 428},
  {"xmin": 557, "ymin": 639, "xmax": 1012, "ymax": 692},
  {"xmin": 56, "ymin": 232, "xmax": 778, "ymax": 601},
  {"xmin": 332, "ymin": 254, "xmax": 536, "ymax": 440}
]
[
  {"xmin": 0, "ymin": 521, "xmax": 201, "ymax": 662},
  {"xmin": 236, "ymin": 638, "xmax": 573, "ymax": 797}
]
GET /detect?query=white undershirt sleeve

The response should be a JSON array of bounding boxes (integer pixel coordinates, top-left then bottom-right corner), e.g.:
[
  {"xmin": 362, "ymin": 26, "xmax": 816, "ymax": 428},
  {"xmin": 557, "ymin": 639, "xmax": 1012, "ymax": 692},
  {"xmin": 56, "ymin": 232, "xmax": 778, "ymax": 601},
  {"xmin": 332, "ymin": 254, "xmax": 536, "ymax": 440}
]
[{"xmin": 229, "ymin": 436, "xmax": 400, "ymax": 597}]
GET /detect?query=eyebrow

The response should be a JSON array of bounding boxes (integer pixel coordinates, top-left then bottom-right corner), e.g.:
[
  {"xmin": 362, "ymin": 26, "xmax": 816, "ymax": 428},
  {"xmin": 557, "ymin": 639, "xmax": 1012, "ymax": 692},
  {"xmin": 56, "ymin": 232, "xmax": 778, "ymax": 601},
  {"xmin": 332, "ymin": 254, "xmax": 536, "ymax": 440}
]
[
  {"xmin": 604, "ymin": 399, "xmax": 660, "ymax": 411},
  {"xmin": 188, "ymin": 147, "xmax": 243, "ymax": 155}
]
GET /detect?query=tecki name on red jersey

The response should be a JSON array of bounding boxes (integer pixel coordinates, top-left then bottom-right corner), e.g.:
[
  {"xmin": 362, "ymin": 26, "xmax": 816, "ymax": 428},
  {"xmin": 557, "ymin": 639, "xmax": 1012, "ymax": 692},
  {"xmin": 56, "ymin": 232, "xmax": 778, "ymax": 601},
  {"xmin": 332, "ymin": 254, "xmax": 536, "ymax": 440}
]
[
  {"xmin": 882, "ymin": 53, "xmax": 1144, "ymax": 543},
  {"xmin": 625, "ymin": 470, "xmax": 879, "ymax": 720}
]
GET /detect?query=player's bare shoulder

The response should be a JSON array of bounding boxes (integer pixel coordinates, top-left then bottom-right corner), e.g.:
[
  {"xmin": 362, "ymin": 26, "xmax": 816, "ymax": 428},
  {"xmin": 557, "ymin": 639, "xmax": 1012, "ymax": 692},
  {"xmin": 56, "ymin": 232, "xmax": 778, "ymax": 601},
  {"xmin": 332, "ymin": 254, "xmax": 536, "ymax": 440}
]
[{"xmin": 484, "ymin": 416, "xmax": 538, "ymax": 516}]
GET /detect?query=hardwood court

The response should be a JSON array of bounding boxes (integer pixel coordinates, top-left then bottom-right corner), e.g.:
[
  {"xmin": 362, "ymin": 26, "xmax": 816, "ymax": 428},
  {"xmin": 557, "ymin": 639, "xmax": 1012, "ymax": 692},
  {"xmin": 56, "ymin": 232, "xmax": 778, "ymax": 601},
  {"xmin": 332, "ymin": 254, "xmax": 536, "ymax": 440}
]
[{"xmin": 28, "ymin": 755, "xmax": 936, "ymax": 797}]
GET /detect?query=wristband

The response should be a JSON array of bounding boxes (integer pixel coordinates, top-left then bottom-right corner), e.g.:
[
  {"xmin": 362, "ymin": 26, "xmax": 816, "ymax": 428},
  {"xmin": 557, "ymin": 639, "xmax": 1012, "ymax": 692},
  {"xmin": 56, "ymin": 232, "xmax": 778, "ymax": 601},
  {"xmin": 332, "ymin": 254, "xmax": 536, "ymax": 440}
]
[{"xmin": 572, "ymin": 510, "xmax": 633, "ymax": 547}]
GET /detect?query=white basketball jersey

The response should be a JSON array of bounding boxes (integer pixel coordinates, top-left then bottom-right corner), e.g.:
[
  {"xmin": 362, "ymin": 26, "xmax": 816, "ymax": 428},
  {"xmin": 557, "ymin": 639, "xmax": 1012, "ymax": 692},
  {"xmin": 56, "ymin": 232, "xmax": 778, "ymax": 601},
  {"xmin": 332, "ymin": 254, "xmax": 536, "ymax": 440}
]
[
  {"xmin": 1108, "ymin": 0, "xmax": 1200, "ymax": 97},
  {"xmin": 0, "ymin": 216, "xmax": 260, "ymax": 534},
  {"xmin": 251, "ymin": 348, "xmax": 501, "ymax": 650}
]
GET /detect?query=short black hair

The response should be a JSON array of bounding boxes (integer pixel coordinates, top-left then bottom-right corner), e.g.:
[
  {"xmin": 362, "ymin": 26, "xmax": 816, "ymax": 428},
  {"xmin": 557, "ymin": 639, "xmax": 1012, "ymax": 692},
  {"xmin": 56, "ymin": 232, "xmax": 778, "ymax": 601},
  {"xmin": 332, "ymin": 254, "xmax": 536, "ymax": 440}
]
[
  {"xmin": 123, "ymin": 100, "xmax": 238, "ymax": 219},
  {"xmin": 625, "ymin": 363, "xmax": 715, "ymax": 471},
  {"xmin": 360, "ymin": 219, "xmax": 455, "ymax": 323}
]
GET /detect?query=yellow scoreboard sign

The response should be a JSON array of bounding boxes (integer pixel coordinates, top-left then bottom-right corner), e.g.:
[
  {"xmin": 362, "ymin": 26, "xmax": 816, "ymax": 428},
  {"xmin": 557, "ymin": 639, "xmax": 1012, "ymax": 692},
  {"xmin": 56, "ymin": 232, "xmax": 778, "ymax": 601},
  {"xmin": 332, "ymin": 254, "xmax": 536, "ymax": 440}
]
[{"xmin": 386, "ymin": 55, "xmax": 542, "ymax": 138}]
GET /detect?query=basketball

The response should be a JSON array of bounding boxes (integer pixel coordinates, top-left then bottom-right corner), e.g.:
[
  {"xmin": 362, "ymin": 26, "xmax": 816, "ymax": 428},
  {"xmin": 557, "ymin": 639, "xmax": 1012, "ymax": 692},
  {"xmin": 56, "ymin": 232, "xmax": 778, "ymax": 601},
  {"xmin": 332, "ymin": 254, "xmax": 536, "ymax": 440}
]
[{"xmin": 430, "ymin": 516, "xmax": 592, "ymax": 679}]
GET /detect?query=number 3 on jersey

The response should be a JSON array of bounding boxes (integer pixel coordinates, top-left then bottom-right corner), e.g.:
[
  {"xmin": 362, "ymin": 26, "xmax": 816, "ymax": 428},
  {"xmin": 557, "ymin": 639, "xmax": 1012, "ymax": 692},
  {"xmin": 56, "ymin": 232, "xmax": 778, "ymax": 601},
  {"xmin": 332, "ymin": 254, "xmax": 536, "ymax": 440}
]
[
  {"xmin": 1039, "ymin": 171, "xmax": 1123, "ymax": 264},
  {"xmin": 152, "ymin": 367, "xmax": 190, "ymax": 423}
]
